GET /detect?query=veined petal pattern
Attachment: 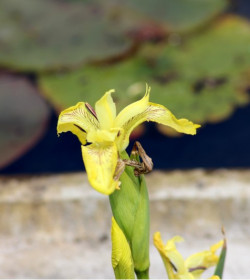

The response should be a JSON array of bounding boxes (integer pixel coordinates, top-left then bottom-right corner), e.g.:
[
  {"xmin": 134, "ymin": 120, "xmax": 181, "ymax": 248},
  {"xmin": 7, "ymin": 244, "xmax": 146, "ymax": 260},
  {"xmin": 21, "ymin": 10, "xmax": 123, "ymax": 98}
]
[
  {"xmin": 81, "ymin": 142, "xmax": 119, "ymax": 195},
  {"xmin": 116, "ymin": 101, "xmax": 200, "ymax": 151},
  {"xmin": 57, "ymin": 102, "xmax": 100, "ymax": 145}
]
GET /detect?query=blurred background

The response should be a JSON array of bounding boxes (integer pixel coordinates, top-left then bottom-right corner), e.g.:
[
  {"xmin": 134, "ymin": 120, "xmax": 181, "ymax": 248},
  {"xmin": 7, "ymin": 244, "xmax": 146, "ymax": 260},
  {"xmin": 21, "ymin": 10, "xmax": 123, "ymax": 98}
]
[
  {"xmin": 1, "ymin": 0, "xmax": 250, "ymax": 174},
  {"xmin": 0, "ymin": 0, "xmax": 250, "ymax": 278}
]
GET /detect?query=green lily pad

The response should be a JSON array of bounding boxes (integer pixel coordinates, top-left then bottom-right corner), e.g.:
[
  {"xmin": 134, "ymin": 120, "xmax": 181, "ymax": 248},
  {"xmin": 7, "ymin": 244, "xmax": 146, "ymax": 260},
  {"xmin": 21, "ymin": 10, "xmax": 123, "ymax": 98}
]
[
  {"xmin": 0, "ymin": 0, "xmax": 132, "ymax": 72},
  {"xmin": 0, "ymin": 74, "xmax": 50, "ymax": 169},
  {"xmin": 0, "ymin": 0, "xmax": 228, "ymax": 72},
  {"xmin": 38, "ymin": 16, "xmax": 250, "ymax": 129},
  {"xmin": 114, "ymin": 0, "xmax": 228, "ymax": 32}
]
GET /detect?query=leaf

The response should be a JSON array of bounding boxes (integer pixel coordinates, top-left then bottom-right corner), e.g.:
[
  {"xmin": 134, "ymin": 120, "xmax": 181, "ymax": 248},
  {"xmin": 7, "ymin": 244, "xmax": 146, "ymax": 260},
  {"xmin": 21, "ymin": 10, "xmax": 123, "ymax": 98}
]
[
  {"xmin": 116, "ymin": 0, "xmax": 228, "ymax": 32},
  {"xmin": 0, "ymin": 74, "xmax": 50, "ymax": 169},
  {"xmin": 38, "ymin": 16, "xmax": 250, "ymax": 133},
  {"xmin": 0, "ymin": 0, "xmax": 132, "ymax": 72},
  {"xmin": 214, "ymin": 238, "xmax": 227, "ymax": 278},
  {"xmin": 0, "ymin": 0, "xmax": 228, "ymax": 72}
]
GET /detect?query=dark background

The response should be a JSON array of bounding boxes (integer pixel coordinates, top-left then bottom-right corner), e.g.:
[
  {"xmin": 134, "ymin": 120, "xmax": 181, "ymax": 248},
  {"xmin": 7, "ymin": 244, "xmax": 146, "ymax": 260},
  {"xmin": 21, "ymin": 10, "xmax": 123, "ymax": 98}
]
[{"xmin": 2, "ymin": 0, "xmax": 250, "ymax": 174}]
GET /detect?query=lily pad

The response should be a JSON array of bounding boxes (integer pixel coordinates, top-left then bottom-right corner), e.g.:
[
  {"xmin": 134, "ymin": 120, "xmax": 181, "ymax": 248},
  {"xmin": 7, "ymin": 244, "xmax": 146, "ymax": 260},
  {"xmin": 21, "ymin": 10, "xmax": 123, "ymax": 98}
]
[
  {"xmin": 0, "ymin": 0, "xmax": 132, "ymax": 72},
  {"xmin": 0, "ymin": 74, "xmax": 50, "ymax": 169},
  {"xmin": 38, "ymin": 16, "xmax": 250, "ymax": 131},
  {"xmin": 0, "ymin": 0, "xmax": 228, "ymax": 72},
  {"xmin": 113, "ymin": 0, "xmax": 228, "ymax": 32}
]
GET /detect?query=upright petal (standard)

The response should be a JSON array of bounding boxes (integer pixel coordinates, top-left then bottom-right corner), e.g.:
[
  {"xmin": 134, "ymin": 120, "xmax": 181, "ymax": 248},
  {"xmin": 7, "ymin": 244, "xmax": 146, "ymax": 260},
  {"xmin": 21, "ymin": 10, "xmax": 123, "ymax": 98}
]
[{"xmin": 95, "ymin": 89, "xmax": 116, "ymax": 130}]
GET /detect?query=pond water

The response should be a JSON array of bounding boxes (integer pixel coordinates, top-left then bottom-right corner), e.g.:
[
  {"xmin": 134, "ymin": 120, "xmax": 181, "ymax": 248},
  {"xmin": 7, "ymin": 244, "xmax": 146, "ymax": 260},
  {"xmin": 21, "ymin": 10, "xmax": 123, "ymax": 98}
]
[{"xmin": 1, "ymin": 101, "xmax": 250, "ymax": 174}]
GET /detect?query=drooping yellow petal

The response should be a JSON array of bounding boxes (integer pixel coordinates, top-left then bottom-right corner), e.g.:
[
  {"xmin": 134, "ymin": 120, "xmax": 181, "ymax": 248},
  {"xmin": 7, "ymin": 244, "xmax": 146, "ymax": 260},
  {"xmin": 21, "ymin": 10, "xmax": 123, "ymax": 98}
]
[
  {"xmin": 154, "ymin": 232, "xmax": 193, "ymax": 279},
  {"xmin": 185, "ymin": 240, "xmax": 223, "ymax": 279},
  {"xmin": 147, "ymin": 102, "xmax": 201, "ymax": 134},
  {"xmin": 81, "ymin": 142, "xmax": 119, "ymax": 195},
  {"xmin": 95, "ymin": 89, "xmax": 116, "ymax": 130},
  {"xmin": 164, "ymin": 236, "xmax": 189, "ymax": 276},
  {"xmin": 57, "ymin": 102, "xmax": 100, "ymax": 145},
  {"xmin": 114, "ymin": 88, "xmax": 200, "ymax": 151},
  {"xmin": 154, "ymin": 232, "xmax": 176, "ymax": 279},
  {"xmin": 154, "ymin": 233, "xmax": 223, "ymax": 280},
  {"xmin": 111, "ymin": 217, "xmax": 135, "ymax": 279}
]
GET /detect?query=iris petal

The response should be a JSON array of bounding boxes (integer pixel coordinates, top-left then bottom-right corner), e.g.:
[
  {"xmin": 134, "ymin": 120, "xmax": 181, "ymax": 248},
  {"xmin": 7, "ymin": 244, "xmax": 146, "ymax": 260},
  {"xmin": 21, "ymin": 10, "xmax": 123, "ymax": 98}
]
[
  {"xmin": 95, "ymin": 89, "xmax": 116, "ymax": 130},
  {"xmin": 154, "ymin": 232, "xmax": 190, "ymax": 279},
  {"xmin": 154, "ymin": 232, "xmax": 176, "ymax": 279},
  {"xmin": 81, "ymin": 142, "xmax": 119, "ymax": 195},
  {"xmin": 114, "ymin": 86, "xmax": 150, "ymax": 150},
  {"xmin": 115, "ymin": 96, "xmax": 200, "ymax": 151},
  {"xmin": 57, "ymin": 102, "xmax": 99, "ymax": 145},
  {"xmin": 185, "ymin": 240, "xmax": 223, "ymax": 278},
  {"xmin": 147, "ymin": 102, "xmax": 200, "ymax": 134},
  {"xmin": 164, "ymin": 236, "xmax": 187, "ymax": 275}
]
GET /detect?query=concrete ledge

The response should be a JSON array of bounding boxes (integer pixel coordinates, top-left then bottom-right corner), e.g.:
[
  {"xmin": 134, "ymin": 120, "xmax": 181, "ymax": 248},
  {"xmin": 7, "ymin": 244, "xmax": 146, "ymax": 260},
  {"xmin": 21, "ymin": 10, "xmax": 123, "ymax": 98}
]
[
  {"xmin": 0, "ymin": 169, "xmax": 249, "ymax": 278},
  {"xmin": 0, "ymin": 169, "xmax": 249, "ymax": 241}
]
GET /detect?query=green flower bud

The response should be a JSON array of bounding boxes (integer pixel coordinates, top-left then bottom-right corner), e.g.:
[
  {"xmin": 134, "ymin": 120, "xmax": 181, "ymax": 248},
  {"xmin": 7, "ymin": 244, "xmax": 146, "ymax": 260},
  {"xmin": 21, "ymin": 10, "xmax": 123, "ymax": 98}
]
[{"xmin": 109, "ymin": 151, "xmax": 150, "ymax": 279}]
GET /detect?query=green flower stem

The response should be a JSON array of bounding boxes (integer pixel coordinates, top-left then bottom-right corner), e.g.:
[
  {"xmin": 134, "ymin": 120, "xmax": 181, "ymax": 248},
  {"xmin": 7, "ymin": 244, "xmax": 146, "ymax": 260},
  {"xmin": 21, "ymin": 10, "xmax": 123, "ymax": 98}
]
[
  {"xmin": 109, "ymin": 151, "xmax": 150, "ymax": 279},
  {"xmin": 135, "ymin": 269, "xmax": 149, "ymax": 280}
]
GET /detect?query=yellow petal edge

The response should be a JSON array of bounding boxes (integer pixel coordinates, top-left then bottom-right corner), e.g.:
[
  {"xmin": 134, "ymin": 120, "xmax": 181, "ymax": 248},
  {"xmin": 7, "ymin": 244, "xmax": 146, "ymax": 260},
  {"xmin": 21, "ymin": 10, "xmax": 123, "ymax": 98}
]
[
  {"xmin": 115, "ymin": 86, "xmax": 200, "ymax": 151},
  {"xmin": 154, "ymin": 232, "xmax": 223, "ymax": 280}
]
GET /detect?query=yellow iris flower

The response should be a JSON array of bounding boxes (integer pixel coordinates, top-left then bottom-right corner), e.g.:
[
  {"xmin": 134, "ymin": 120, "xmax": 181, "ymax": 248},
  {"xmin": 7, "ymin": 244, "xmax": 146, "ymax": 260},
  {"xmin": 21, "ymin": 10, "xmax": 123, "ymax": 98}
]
[
  {"xmin": 57, "ymin": 85, "xmax": 200, "ymax": 195},
  {"xmin": 154, "ymin": 232, "xmax": 223, "ymax": 279}
]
